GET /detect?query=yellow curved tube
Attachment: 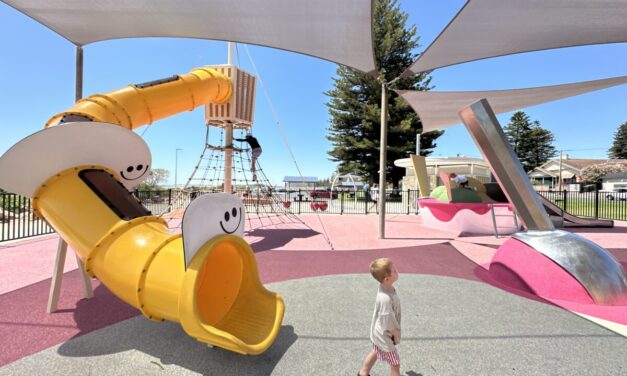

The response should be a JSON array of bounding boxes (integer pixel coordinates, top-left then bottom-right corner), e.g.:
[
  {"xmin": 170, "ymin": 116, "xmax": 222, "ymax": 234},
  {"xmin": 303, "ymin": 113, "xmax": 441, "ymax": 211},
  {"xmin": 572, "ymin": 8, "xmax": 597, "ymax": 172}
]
[
  {"xmin": 33, "ymin": 167, "xmax": 284, "ymax": 354},
  {"xmin": 46, "ymin": 67, "xmax": 232, "ymax": 129}
]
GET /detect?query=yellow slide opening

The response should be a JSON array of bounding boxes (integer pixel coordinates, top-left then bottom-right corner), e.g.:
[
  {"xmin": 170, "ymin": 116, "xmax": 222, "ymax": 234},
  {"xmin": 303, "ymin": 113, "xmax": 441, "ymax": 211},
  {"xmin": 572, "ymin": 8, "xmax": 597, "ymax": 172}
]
[{"xmin": 180, "ymin": 235, "xmax": 285, "ymax": 355}]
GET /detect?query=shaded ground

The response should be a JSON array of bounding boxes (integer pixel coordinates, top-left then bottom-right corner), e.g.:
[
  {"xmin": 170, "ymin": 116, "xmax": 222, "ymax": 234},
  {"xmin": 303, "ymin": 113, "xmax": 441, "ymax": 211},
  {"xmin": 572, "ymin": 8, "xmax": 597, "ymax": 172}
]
[{"xmin": 1, "ymin": 215, "xmax": 626, "ymax": 374}]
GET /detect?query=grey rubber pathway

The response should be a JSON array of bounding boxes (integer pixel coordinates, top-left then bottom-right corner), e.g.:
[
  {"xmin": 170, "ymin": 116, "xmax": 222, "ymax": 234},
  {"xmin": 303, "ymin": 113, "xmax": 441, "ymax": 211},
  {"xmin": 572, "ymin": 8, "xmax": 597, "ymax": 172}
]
[{"xmin": 2, "ymin": 274, "xmax": 625, "ymax": 375}]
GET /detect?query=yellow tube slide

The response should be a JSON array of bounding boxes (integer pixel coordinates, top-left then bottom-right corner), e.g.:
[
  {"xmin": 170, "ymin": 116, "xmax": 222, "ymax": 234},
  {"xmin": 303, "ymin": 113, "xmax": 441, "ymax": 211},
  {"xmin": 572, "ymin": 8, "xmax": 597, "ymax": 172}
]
[
  {"xmin": 46, "ymin": 67, "xmax": 232, "ymax": 129},
  {"xmin": 33, "ymin": 167, "xmax": 283, "ymax": 354}
]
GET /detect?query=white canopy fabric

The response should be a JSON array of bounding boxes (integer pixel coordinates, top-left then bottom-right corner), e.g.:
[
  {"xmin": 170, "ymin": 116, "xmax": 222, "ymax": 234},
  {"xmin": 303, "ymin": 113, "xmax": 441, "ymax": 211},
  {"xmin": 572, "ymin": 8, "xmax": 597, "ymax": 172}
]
[
  {"xmin": 405, "ymin": 0, "xmax": 627, "ymax": 75},
  {"xmin": 396, "ymin": 76, "xmax": 627, "ymax": 132},
  {"xmin": 2, "ymin": 0, "xmax": 376, "ymax": 73}
]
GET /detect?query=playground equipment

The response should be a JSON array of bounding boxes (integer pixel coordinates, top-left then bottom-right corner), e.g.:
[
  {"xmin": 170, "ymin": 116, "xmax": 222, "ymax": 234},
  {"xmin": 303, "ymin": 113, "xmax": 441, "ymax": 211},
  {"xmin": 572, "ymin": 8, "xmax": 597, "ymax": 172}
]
[
  {"xmin": 459, "ymin": 99, "xmax": 627, "ymax": 305},
  {"xmin": 171, "ymin": 50, "xmax": 306, "ymax": 231},
  {"xmin": 0, "ymin": 67, "xmax": 286, "ymax": 354},
  {"xmin": 415, "ymin": 160, "xmax": 520, "ymax": 236}
]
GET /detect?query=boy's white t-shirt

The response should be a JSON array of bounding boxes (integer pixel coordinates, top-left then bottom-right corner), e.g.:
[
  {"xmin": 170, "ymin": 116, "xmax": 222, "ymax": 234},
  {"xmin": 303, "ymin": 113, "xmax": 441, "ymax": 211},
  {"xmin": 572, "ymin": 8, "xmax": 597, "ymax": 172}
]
[{"xmin": 370, "ymin": 285, "xmax": 401, "ymax": 352}]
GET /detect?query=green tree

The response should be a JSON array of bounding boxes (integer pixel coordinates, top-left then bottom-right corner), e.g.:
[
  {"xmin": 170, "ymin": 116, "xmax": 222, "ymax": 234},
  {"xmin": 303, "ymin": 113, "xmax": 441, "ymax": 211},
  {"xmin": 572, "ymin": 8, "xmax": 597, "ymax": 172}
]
[
  {"xmin": 504, "ymin": 111, "xmax": 556, "ymax": 171},
  {"xmin": 526, "ymin": 121, "xmax": 557, "ymax": 169},
  {"xmin": 325, "ymin": 0, "xmax": 442, "ymax": 187},
  {"xmin": 608, "ymin": 121, "xmax": 627, "ymax": 159},
  {"xmin": 136, "ymin": 168, "xmax": 170, "ymax": 190}
]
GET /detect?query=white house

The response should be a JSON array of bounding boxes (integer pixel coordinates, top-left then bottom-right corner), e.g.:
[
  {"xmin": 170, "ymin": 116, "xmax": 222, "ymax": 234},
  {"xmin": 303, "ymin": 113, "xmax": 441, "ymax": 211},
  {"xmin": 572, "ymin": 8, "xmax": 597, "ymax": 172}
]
[
  {"xmin": 528, "ymin": 155, "xmax": 627, "ymax": 190},
  {"xmin": 602, "ymin": 172, "xmax": 627, "ymax": 191}
]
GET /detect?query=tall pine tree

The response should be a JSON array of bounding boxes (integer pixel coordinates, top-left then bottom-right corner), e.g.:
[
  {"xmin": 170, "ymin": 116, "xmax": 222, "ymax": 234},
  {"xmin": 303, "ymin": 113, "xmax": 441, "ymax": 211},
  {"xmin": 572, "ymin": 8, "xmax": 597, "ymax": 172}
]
[
  {"xmin": 526, "ymin": 121, "xmax": 557, "ymax": 169},
  {"xmin": 504, "ymin": 111, "xmax": 556, "ymax": 171},
  {"xmin": 325, "ymin": 0, "xmax": 442, "ymax": 187},
  {"xmin": 608, "ymin": 121, "xmax": 627, "ymax": 159}
]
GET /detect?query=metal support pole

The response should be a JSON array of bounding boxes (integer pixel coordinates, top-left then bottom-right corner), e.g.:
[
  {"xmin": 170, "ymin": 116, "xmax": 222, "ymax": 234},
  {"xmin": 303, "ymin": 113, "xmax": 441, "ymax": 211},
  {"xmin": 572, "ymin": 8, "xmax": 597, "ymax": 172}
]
[
  {"xmin": 459, "ymin": 98, "xmax": 627, "ymax": 305},
  {"xmin": 228, "ymin": 42, "xmax": 234, "ymax": 65},
  {"xmin": 75, "ymin": 46, "xmax": 83, "ymax": 101},
  {"xmin": 594, "ymin": 186, "xmax": 599, "ymax": 219},
  {"xmin": 224, "ymin": 42, "xmax": 235, "ymax": 194},
  {"xmin": 459, "ymin": 99, "xmax": 554, "ymax": 231},
  {"xmin": 48, "ymin": 45, "xmax": 92, "ymax": 313},
  {"xmin": 378, "ymin": 83, "xmax": 388, "ymax": 239}
]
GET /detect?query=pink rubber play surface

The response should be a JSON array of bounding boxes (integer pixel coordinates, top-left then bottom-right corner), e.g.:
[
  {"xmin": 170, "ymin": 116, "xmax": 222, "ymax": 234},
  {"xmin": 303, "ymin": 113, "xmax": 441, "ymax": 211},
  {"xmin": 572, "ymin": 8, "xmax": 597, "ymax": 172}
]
[{"xmin": 1, "ymin": 214, "xmax": 626, "ymax": 366}]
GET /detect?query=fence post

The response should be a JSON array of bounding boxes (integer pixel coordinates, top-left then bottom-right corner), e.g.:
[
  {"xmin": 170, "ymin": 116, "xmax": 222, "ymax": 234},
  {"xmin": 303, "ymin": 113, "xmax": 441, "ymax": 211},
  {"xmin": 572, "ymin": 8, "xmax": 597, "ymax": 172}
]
[
  {"xmin": 594, "ymin": 186, "xmax": 599, "ymax": 220},
  {"xmin": 298, "ymin": 189, "xmax": 301, "ymax": 215},
  {"xmin": 168, "ymin": 189, "xmax": 172, "ymax": 206},
  {"xmin": 340, "ymin": 189, "xmax": 344, "ymax": 215},
  {"xmin": 406, "ymin": 189, "xmax": 410, "ymax": 215},
  {"xmin": 562, "ymin": 189, "xmax": 568, "ymax": 216}
]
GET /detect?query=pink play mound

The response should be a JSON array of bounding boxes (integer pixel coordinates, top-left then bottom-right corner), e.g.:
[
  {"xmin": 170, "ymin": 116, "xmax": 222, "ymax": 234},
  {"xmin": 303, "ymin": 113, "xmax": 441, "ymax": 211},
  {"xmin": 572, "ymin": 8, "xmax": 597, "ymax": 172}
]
[{"xmin": 489, "ymin": 238, "xmax": 593, "ymax": 304}]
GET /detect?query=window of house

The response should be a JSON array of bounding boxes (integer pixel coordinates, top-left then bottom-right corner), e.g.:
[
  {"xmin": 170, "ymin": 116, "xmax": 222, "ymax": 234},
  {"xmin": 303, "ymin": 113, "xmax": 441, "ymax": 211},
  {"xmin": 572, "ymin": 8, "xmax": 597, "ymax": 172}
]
[{"xmin": 79, "ymin": 169, "xmax": 151, "ymax": 220}]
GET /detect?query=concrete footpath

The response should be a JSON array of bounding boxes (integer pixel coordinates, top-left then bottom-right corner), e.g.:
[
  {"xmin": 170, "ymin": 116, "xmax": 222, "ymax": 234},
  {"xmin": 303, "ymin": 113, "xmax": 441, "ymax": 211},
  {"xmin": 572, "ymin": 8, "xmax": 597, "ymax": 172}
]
[{"xmin": 2, "ymin": 274, "xmax": 625, "ymax": 376}]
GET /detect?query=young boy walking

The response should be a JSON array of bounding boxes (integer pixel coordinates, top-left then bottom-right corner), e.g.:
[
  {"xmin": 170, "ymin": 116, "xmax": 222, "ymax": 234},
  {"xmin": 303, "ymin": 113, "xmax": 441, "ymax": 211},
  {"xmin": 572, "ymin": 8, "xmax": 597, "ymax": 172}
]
[{"xmin": 359, "ymin": 258, "xmax": 402, "ymax": 376}]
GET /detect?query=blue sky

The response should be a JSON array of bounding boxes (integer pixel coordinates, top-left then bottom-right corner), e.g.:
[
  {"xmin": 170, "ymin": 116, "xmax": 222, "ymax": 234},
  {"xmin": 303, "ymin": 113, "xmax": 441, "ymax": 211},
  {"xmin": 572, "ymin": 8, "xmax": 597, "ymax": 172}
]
[{"xmin": 1, "ymin": 1, "xmax": 626, "ymax": 187}]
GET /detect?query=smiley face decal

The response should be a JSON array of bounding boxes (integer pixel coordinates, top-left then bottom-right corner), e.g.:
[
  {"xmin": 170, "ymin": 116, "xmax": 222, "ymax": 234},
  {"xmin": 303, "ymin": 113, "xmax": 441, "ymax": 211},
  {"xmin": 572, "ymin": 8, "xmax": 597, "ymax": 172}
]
[
  {"xmin": 120, "ymin": 163, "xmax": 150, "ymax": 181},
  {"xmin": 220, "ymin": 206, "xmax": 243, "ymax": 234},
  {"xmin": 182, "ymin": 193, "xmax": 246, "ymax": 268}
]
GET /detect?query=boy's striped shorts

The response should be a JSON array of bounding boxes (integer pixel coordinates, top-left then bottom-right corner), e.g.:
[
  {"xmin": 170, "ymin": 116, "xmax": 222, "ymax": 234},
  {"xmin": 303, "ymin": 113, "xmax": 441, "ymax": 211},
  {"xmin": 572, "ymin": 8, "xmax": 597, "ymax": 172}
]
[{"xmin": 372, "ymin": 343, "xmax": 400, "ymax": 366}]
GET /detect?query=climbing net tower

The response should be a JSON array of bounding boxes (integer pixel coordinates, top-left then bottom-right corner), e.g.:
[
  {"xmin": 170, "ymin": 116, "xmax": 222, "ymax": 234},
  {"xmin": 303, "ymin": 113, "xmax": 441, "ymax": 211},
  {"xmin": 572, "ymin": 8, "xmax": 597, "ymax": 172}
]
[{"xmin": 178, "ymin": 64, "xmax": 302, "ymax": 231}]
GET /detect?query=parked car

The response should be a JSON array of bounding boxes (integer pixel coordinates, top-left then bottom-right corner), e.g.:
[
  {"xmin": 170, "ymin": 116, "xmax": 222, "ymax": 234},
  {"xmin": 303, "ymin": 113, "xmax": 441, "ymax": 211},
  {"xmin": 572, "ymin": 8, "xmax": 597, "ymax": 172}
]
[
  {"xmin": 309, "ymin": 189, "xmax": 338, "ymax": 199},
  {"xmin": 606, "ymin": 188, "xmax": 627, "ymax": 201}
]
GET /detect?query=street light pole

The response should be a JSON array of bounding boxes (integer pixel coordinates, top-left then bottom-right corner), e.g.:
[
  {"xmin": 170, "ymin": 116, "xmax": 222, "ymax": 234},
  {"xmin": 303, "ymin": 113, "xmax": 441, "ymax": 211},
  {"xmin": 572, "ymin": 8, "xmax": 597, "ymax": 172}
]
[{"xmin": 175, "ymin": 148, "xmax": 183, "ymax": 188}]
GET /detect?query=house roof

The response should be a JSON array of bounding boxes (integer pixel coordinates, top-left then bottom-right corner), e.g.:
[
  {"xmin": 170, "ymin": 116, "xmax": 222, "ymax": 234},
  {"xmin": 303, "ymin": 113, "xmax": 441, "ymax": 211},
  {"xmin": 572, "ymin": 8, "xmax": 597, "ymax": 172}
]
[
  {"xmin": 529, "ymin": 166, "xmax": 557, "ymax": 178},
  {"xmin": 529, "ymin": 167, "xmax": 574, "ymax": 179},
  {"xmin": 558, "ymin": 159, "xmax": 627, "ymax": 170},
  {"xmin": 539, "ymin": 158, "xmax": 627, "ymax": 172},
  {"xmin": 283, "ymin": 176, "xmax": 318, "ymax": 183},
  {"xmin": 603, "ymin": 172, "xmax": 627, "ymax": 180}
]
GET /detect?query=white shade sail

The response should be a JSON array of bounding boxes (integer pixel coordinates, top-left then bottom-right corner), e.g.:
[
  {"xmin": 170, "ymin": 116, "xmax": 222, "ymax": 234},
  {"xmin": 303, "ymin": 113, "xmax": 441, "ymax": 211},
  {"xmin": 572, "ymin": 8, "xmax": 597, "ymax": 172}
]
[
  {"xmin": 1, "ymin": 0, "xmax": 376, "ymax": 73},
  {"xmin": 405, "ymin": 0, "xmax": 627, "ymax": 75},
  {"xmin": 397, "ymin": 76, "xmax": 627, "ymax": 132}
]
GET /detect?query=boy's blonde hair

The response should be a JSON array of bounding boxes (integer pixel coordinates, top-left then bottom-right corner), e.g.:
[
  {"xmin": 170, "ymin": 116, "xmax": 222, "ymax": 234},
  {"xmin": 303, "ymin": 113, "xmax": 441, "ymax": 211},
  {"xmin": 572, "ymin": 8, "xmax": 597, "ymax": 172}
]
[{"xmin": 370, "ymin": 258, "xmax": 393, "ymax": 283}]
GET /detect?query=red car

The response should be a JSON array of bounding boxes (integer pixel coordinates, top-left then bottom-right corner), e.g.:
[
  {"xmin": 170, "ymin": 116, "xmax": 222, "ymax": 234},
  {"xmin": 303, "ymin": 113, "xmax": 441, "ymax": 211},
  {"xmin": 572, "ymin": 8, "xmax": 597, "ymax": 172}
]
[{"xmin": 308, "ymin": 189, "xmax": 338, "ymax": 199}]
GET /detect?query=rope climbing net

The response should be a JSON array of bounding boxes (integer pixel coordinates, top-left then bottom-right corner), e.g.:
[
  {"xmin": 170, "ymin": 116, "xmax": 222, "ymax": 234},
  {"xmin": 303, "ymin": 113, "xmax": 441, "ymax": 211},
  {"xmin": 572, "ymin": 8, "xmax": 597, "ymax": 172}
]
[{"xmin": 164, "ymin": 125, "xmax": 305, "ymax": 232}]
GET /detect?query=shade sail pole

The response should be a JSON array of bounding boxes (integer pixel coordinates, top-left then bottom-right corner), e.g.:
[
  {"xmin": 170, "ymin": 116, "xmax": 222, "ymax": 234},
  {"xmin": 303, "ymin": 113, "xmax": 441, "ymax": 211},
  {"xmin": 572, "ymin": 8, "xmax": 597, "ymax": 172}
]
[
  {"xmin": 48, "ymin": 45, "xmax": 93, "ymax": 314},
  {"xmin": 75, "ymin": 46, "xmax": 83, "ymax": 101},
  {"xmin": 378, "ymin": 82, "xmax": 388, "ymax": 239}
]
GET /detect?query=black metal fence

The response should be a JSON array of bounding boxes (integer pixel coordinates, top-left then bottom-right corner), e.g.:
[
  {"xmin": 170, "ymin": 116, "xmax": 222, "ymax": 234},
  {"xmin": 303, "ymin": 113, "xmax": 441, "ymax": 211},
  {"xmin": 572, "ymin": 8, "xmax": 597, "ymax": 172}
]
[
  {"xmin": 537, "ymin": 189, "xmax": 627, "ymax": 221},
  {"xmin": 132, "ymin": 189, "xmax": 421, "ymax": 216},
  {"xmin": 0, "ymin": 193, "xmax": 54, "ymax": 242},
  {"xmin": 2, "ymin": 188, "xmax": 626, "ymax": 243}
]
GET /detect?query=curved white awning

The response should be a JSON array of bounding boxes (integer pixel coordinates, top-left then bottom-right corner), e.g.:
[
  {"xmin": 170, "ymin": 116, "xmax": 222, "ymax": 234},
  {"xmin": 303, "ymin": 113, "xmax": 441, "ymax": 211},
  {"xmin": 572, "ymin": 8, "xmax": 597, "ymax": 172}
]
[
  {"xmin": 396, "ymin": 76, "xmax": 627, "ymax": 132},
  {"xmin": 1, "ymin": 0, "xmax": 376, "ymax": 73},
  {"xmin": 405, "ymin": 0, "xmax": 627, "ymax": 75}
]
